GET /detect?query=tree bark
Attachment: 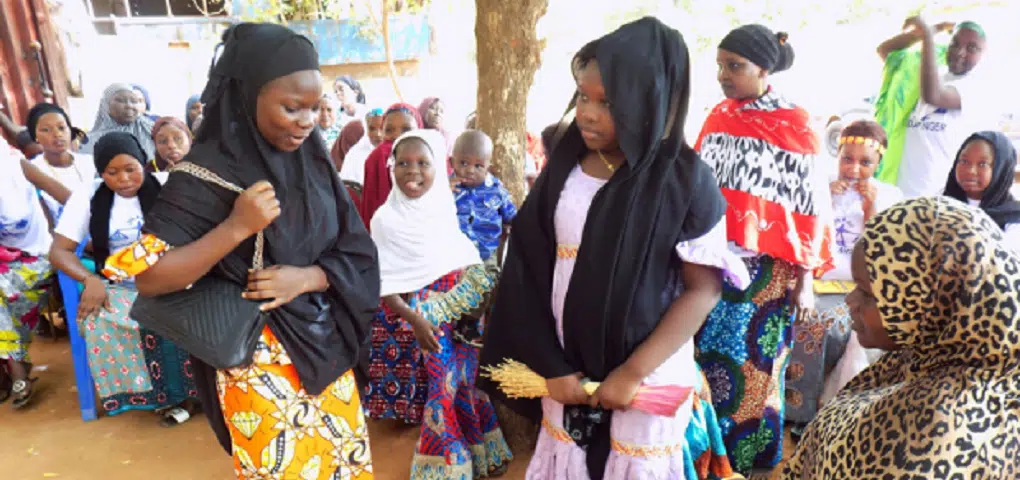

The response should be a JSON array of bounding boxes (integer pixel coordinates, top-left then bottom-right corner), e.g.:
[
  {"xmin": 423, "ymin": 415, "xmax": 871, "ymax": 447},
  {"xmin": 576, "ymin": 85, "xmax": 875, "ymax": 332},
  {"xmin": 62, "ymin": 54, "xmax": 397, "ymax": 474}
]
[
  {"xmin": 474, "ymin": 0, "xmax": 548, "ymax": 455},
  {"xmin": 381, "ymin": 0, "xmax": 404, "ymax": 101},
  {"xmin": 474, "ymin": 0, "xmax": 547, "ymax": 207}
]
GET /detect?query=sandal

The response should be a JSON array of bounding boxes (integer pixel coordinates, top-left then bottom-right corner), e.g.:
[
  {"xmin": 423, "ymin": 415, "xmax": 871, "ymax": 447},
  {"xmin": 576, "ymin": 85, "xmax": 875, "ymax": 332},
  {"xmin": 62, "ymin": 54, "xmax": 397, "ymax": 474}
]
[
  {"xmin": 11, "ymin": 378, "xmax": 35, "ymax": 409},
  {"xmin": 159, "ymin": 406, "xmax": 193, "ymax": 427}
]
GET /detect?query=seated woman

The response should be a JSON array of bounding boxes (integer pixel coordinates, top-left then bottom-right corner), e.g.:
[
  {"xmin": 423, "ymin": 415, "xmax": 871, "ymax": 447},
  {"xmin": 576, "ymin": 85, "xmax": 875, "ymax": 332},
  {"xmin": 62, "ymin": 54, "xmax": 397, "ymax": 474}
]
[
  {"xmin": 147, "ymin": 116, "xmax": 192, "ymax": 173},
  {"xmin": 0, "ymin": 140, "xmax": 58, "ymax": 409},
  {"xmin": 779, "ymin": 196, "xmax": 1020, "ymax": 479},
  {"xmin": 785, "ymin": 120, "xmax": 900, "ymax": 430},
  {"xmin": 25, "ymin": 103, "xmax": 95, "ymax": 221},
  {"xmin": 943, "ymin": 130, "xmax": 1020, "ymax": 250},
  {"xmin": 80, "ymin": 83, "xmax": 156, "ymax": 160},
  {"xmin": 49, "ymin": 132, "xmax": 198, "ymax": 425},
  {"xmin": 371, "ymin": 129, "xmax": 512, "ymax": 476}
]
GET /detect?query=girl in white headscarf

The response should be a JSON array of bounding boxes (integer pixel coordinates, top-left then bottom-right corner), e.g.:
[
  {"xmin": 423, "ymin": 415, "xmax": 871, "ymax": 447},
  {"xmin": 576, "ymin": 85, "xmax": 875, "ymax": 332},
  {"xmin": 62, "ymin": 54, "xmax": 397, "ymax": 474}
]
[
  {"xmin": 368, "ymin": 129, "xmax": 512, "ymax": 478},
  {"xmin": 79, "ymin": 83, "xmax": 156, "ymax": 159}
]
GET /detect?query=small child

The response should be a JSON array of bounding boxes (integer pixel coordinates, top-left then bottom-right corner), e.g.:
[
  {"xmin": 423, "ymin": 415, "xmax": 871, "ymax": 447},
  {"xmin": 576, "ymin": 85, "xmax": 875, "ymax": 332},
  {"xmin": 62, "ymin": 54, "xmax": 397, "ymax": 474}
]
[
  {"xmin": 943, "ymin": 130, "xmax": 1020, "ymax": 249},
  {"xmin": 450, "ymin": 129, "xmax": 516, "ymax": 261}
]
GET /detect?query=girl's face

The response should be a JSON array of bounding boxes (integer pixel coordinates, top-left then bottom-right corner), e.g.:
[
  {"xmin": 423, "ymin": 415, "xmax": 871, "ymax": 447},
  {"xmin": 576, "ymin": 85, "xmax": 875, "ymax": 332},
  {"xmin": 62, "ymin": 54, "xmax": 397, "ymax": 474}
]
[
  {"xmin": 392, "ymin": 138, "xmax": 435, "ymax": 199},
  {"xmin": 188, "ymin": 101, "xmax": 203, "ymax": 125},
  {"xmin": 846, "ymin": 243, "xmax": 898, "ymax": 350},
  {"xmin": 133, "ymin": 89, "xmax": 148, "ymax": 113},
  {"xmin": 318, "ymin": 97, "xmax": 337, "ymax": 129},
  {"xmin": 255, "ymin": 70, "xmax": 322, "ymax": 152},
  {"xmin": 575, "ymin": 61, "xmax": 619, "ymax": 153},
  {"xmin": 35, "ymin": 112, "xmax": 71, "ymax": 156},
  {"xmin": 716, "ymin": 48, "xmax": 765, "ymax": 100},
  {"xmin": 838, "ymin": 143, "xmax": 881, "ymax": 182},
  {"xmin": 155, "ymin": 124, "xmax": 191, "ymax": 166},
  {"xmin": 335, "ymin": 82, "xmax": 356, "ymax": 111},
  {"xmin": 383, "ymin": 111, "xmax": 415, "ymax": 143},
  {"xmin": 425, "ymin": 100, "xmax": 444, "ymax": 129},
  {"xmin": 955, "ymin": 139, "xmax": 995, "ymax": 200},
  {"xmin": 366, "ymin": 115, "xmax": 384, "ymax": 146},
  {"xmin": 101, "ymin": 154, "xmax": 145, "ymax": 197},
  {"xmin": 109, "ymin": 90, "xmax": 142, "ymax": 125}
]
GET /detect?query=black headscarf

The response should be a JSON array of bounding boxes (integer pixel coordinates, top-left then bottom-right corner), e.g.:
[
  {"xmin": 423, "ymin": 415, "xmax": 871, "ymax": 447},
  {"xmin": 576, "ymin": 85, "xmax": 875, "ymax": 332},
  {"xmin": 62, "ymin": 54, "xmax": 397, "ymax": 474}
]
[
  {"xmin": 25, "ymin": 103, "xmax": 87, "ymax": 143},
  {"xmin": 944, "ymin": 130, "xmax": 1020, "ymax": 229},
  {"xmin": 89, "ymin": 132, "xmax": 162, "ymax": 272},
  {"xmin": 718, "ymin": 24, "xmax": 795, "ymax": 73},
  {"xmin": 478, "ymin": 17, "xmax": 725, "ymax": 478},
  {"xmin": 142, "ymin": 23, "xmax": 379, "ymax": 453}
]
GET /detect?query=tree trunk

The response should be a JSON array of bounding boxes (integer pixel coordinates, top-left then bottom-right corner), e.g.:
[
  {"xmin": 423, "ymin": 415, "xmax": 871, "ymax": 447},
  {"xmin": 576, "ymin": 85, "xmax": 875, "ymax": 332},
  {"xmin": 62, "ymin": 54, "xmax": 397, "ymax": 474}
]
[
  {"xmin": 474, "ymin": 0, "xmax": 548, "ymax": 455},
  {"xmin": 381, "ymin": 0, "xmax": 404, "ymax": 101},
  {"xmin": 474, "ymin": 0, "xmax": 547, "ymax": 207}
]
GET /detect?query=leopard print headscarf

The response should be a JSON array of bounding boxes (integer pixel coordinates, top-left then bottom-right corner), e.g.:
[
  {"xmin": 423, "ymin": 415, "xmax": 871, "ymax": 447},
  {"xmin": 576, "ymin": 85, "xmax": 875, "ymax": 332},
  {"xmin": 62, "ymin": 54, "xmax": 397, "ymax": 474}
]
[{"xmin": 780, "ymin": 197, "xmax": 1020, "ymax": 479}]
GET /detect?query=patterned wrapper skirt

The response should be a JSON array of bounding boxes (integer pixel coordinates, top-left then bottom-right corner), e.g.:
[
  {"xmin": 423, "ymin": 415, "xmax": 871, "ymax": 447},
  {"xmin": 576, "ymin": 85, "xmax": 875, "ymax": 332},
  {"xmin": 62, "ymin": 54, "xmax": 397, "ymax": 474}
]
[
  {"xmin": 0, "ymin": 252, "xmax": 52, "ymax": 363},
  {"xmin": 784, "ymin": 293, "xmax": 852, "ymax": 425},
  {"xmin": 695, "ymin": 254, "xmax": 796, "ymax": 474}
]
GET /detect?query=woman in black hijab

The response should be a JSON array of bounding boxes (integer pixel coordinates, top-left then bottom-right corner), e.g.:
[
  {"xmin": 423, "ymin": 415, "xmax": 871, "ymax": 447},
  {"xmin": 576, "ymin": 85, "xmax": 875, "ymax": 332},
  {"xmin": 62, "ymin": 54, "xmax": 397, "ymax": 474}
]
[
  {"xmin": 479, "ymin": 17, "xmax": 748, "ymax": 479},
  {"xmin": 111, "ymin": 24, "xmax": 379, "ymax": 479},
  {"xmin": 944, "ymin": 130, "xmax": 1020, "ymax": 249}
]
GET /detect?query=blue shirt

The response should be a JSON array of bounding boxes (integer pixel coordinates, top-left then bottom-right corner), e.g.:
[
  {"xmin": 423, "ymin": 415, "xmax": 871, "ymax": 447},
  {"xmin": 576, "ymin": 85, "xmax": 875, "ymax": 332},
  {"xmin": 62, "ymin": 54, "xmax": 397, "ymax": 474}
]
[{"xmin": 454, "ymin": 174, "xmax": 517, "ymax": 260}]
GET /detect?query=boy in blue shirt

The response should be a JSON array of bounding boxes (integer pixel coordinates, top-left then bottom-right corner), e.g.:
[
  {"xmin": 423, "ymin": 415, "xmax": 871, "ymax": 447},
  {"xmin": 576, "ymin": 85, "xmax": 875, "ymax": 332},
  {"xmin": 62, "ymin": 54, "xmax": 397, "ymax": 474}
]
[{"xmin": 450, "ymin": 130, "xmax": 516, "ymax": 261}]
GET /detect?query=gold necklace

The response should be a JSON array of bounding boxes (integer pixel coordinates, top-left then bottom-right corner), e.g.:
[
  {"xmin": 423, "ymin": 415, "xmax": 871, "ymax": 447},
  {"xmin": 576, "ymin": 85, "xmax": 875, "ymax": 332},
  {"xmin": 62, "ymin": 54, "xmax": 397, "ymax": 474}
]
[{"xmin": 597, "ymin": 150, "xmax": 617, "ymax": 172}]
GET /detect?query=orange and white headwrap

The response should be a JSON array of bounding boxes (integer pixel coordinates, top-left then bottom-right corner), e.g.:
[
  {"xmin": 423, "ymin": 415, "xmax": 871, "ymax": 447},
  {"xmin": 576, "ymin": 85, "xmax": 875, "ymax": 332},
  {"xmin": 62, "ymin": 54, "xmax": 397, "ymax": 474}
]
[{"xmin": 839, "ymin": 135, "xmax": 886, "ymax": 156}]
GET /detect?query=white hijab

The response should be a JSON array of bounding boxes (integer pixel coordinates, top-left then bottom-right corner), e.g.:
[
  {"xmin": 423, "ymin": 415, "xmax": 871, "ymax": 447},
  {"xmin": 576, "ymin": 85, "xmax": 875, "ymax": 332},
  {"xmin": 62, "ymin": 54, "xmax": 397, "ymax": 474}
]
[{"xmin": 371, "ymin": 130, "xmax": 481, "ymax": 296}]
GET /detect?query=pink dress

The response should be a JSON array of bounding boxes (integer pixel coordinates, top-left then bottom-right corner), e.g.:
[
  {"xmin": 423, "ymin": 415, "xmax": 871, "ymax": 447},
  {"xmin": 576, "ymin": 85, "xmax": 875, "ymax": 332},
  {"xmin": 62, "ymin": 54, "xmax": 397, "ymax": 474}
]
[{"xmin": 527, "ymin": 166, "xmax": 749, "ymax": 479}]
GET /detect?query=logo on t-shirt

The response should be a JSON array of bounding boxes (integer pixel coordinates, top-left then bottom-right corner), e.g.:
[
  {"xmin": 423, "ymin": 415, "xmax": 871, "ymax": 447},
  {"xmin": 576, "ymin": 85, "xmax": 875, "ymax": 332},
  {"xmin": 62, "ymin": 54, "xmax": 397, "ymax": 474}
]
[{"xmin": 0, "ymin": 217, "xmax": 30, "ymax": 243}]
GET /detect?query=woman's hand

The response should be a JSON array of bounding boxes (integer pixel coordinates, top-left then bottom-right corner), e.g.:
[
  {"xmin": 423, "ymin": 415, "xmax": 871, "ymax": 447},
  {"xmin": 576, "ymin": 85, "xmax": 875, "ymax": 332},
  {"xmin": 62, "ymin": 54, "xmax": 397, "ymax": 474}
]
[
  {"xmin": 546, "ymin": 373, "xmax": 590, "ymax": 406},
  {"xmin": 590, "ymin": 366, "xmax": 642, "ymax": 411},
  {"xmin": 244, "ymin": 265, "xmax": 318, "ymax": 311},
  {"xmin": 790, "ymin": 277, "xmax": 816, "ymax": 325},
  {"xmin": 408, "ymin": 312, "xmax": 442, "ymax": 353},
  {"xmin": 227, "ymin": 181, "xmax": 281, "ymax": 238},
  {"xmin": 830, "ymin": 180, "xmax": 849, "ymax": 196},
  {"xmin": 79, "ymin": 275, "xmax": 111, "ymax": 320}
]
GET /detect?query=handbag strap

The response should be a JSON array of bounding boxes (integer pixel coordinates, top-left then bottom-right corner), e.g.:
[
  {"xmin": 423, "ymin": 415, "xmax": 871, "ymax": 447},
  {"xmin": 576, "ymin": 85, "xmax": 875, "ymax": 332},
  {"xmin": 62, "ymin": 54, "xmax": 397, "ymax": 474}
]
[{"xmin": 170, "ymin": 162, "xmax": 265, "ymax": 270}]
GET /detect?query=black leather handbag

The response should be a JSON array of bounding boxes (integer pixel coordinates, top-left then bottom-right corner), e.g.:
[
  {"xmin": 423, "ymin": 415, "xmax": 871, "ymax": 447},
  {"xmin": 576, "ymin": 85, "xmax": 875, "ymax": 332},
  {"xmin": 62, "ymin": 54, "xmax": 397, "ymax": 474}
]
[{"xmin": 130, "ymin": 162, "xmax": 267, "ymax": 370}]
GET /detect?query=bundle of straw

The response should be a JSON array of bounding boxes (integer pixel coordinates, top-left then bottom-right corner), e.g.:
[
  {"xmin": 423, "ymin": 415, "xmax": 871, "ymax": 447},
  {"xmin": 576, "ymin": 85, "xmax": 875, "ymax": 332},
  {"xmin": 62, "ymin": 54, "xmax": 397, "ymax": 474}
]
[{"xmin": 481, "ymin": 359, "xmax": 692, "ymax": 417}]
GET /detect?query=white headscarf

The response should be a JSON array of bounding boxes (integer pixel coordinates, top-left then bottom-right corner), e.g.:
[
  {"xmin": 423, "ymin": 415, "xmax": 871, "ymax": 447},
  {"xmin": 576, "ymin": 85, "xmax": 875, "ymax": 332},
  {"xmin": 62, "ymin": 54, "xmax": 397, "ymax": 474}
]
[
  {"xmin": 371, "ymin": 129, "xmax": 481, "ymax": 296},
  {"xmin": 80, "ymin": 83, "xmax": 156, "ymax": 159}
]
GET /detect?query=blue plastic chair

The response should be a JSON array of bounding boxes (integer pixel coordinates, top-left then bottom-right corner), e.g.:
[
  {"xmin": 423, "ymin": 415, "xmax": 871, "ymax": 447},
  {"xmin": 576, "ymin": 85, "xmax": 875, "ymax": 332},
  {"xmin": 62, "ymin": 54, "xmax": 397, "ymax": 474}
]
[{"xmin": 56, "ymin": 240, "xmax": 98, "ymax": 422}]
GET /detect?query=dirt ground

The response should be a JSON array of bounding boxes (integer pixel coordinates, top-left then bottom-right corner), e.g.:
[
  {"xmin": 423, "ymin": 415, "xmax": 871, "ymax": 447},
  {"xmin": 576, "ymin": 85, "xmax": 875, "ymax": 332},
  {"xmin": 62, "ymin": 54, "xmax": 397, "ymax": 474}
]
[{"xmin": 1, "ymin": 337, "xmax": 532, "ymax": 480}]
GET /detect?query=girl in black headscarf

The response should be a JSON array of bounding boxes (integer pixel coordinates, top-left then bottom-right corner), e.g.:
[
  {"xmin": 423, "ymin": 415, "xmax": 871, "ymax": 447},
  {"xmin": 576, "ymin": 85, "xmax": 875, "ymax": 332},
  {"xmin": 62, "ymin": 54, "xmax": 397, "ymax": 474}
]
[
  {"xmin": 478, "ymin": 17, "xmax": 749, "ymax": 479},
  {"xmin": 104, "ymin": 24, "xmax": 379, "ymax": 480},
  {"xmin": 944, "ymin": 130, "xmax": 1020, "ymax": 250}
]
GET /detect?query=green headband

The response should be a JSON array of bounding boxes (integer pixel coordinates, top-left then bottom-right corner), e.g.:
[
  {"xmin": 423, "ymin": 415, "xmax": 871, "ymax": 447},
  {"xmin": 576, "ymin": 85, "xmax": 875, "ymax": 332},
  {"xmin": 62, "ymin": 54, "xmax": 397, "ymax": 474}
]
[{"xmin": 955, "ymin": 21, "xmax": 986, "ymax": 40}]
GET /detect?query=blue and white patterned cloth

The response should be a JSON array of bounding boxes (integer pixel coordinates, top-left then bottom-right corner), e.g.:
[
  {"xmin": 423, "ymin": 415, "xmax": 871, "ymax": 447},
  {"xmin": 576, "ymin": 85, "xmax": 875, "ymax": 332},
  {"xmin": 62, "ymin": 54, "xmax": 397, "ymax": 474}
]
[{"xmin": 453, "ymin": 174, "xmax": 517, "ymax": 261}]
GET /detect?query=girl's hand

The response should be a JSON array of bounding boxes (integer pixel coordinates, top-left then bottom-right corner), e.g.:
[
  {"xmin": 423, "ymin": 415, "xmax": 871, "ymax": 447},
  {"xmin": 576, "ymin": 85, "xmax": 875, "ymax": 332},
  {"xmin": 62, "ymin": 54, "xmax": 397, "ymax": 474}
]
[
  {"xmin": 79, "ymin": 275, "xmax": 111, "ymax": 319},
  {"xmin": 790, "ymin": 279, "xmax": 816, "ymax": 325},
  {"xmin": 590, "ymin": 366, "xmax": 642, "ymax": 410},
  {"xmin": 546, "ymin": 373, "xmax": 590, "ymax": 405},
  {"xmin": 244, "ymin": 265, "xmax": 310, "ymax": 311},
  {"xmin": 830, "ymin": 180, "xmax": 849, "ymax": 195},
  {"xmin": 408, "ymin": 313, "xmax": 442, "ymax": 353},
  {"xmin": 857, "ymin": 181, "xmax": 878, "ymax": 216}
]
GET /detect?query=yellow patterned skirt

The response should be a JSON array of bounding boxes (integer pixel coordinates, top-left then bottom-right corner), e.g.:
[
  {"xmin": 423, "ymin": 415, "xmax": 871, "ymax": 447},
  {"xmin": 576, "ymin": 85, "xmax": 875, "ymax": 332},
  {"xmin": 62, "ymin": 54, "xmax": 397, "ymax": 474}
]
[{"xmin": 217, "ymin": 327, "xmax": 373, "ymax": 480}]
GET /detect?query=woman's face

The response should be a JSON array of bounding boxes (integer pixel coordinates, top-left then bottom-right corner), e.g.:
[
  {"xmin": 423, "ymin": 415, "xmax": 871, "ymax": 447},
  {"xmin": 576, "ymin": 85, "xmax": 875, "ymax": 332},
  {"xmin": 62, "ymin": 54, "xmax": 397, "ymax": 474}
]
[
  {"xmin": 335, "ymin": 81, "xmax": 356, "ymax": 111},
  {"xmin": 392, "ymin": 138, "xmax": 434, "ymax": 199},
  {"xmin": 425, "ymin": 100, "xmax": 444, "ymax": 129},
  {"xmin": 255, "ymin": 70, "xmax": 322, "ymax": 152},
  {"xmin": 846, "ymin": 243, "xmax": 898, "ymax": 350},
  {"xmin": 109, "ymin": 90, "xmax": 142, "ymax": 125},
  {"xmin": 188, "ymin": 101, "xmax": 204, "ymax": 125},
  {"xmin": 574, "ymin": 61, "xmax": 619, "ymax": 153},
  {"xmin": 101, "ymin": 154, "xmax": 145, "ymax": 197},
  {"xmin": 366, "ymin": 115, "xmax": 384, "ymax": 146},
  {"xmin": 133, "ymin": 89, "xmax": 148, "ymax": 113},
  {"xmin": 35, "ymin": 112, "xmax": 71, "ymax": 155},
  {"xmin": 155, "ymin": 123, "xmax": 191, "ymax": 166},
  {"xmin": 716, "ymin": 48, "xmax": 765, "ymax": 100},
  {"xmin": 955, "ymin": 139, "xmax": 995, "ymax": 201},
  {"xmin": 318, "ymin": 97, "xmax": 337, "ymax": 129},
  {"xmin": 383, "ymin": 111, "xmax": 415, "ymax": 143},
  {"xmin": 838, "ymin": 143, "xmax": 881, "ymax": 182}
]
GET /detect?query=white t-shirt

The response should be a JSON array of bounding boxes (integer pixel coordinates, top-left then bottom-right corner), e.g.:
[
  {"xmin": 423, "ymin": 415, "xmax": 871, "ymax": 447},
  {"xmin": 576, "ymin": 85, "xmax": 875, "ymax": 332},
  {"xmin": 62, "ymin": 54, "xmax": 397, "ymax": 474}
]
[
  {"xmin": 821, "ymin": 179, "xmax": 903, "ymax": 281},
  {"xmin": 1, "ymin": 147, "xmax": 52, "ymax": 255},
  {"xmin": 967, "ymin": 198, "xmax": 1020, "ymax": 252},
  {"xmin": 54, "ymin": 174, "xmax": 169, "ymax": 255},
  {"xmin": 338, "ymin": 135, "xmax": 374, "ymax": 185},
  {"xmin": 30, "ymin": 152, "xmax": 96, "ymax": 219},
  {"xmin": 897, "ymin": 71, "xmax": 994, "ymax": 199}
]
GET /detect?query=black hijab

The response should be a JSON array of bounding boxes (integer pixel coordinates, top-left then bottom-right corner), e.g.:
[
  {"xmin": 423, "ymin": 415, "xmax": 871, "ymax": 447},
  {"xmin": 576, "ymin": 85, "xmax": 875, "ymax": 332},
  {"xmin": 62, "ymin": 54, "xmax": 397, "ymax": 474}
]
[
  {"xmin": 944, "ymin": 130, "xmax": 1020, "ymax": 229},
  {"xmin": 89, "ymin": 132, "xmax": 161, "ymax": 271},
  {"xmin": 25, "ymin": 102, "xmax": 87, "ymax": 143},
  {"xmin": 142, "ymin": 23, "xmax": 379, "ymax": 452},
  {"xmin": 478, "ymin": 17, "xmax": 725, "ymax": 477}
]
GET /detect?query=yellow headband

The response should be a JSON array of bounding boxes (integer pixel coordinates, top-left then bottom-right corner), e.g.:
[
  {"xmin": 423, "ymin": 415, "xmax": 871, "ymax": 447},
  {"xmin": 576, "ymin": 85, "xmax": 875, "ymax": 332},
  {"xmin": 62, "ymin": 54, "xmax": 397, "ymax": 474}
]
[{"xmin": 839, "ymin": 135, "xmax": 886, "ymax": 156}]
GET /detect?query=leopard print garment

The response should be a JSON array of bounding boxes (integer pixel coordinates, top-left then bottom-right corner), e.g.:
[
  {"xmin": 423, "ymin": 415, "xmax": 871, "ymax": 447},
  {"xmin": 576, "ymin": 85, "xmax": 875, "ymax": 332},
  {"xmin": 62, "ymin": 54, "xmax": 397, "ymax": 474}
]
[{"xmin": 779, "ymin": 197, "xmax": 1020, "ymax": 479}]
